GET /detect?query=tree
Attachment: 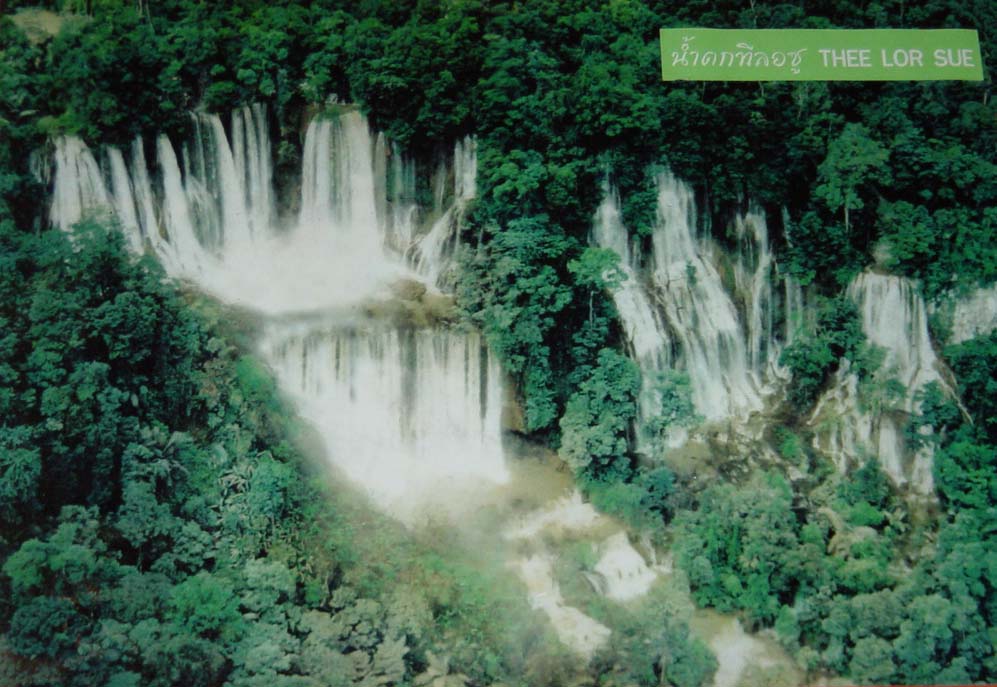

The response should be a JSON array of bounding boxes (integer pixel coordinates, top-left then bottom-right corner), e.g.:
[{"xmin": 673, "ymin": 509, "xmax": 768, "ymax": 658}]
[
  {"xmin": 675, "ymin": 474, "xmax": 802, "ymax": 624},
  {"xmin": 849, "ymin": 636, "xmax": 895, "ymax": 685},
  {"xmin": 814, "ymin": 123, "xmax": 890, "ymax": 236},
  {"xmin": 558, "ymin": 348, "xmax": 640, "ymax": 478},
  {"xmin": 567, "ymin": 246, "xmax": 623, "ymax": 325}
]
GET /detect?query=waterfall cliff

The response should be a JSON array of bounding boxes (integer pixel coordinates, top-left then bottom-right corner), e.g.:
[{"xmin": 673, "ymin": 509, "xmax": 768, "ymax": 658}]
[
  {"xmin": 591, "ymin": 182, "xmax": 672, "ymax": 447},
  {"xmin": 648, "ymin": 173, "xmax": 766, "ymax": 422},
  {"xmin": 592, "ymin": 173, "xmax": 774, "ymax": 441},
  {"xmin": 47, "ymin": 105, "xmax": 507, "ymax": 521},
  {"xmin": 593, "ymin": 172, "xmax": 953, "ymax": 496},
  {"xmin": 810, "ymin": 272, "xmax": 948, "ymax": 494}
]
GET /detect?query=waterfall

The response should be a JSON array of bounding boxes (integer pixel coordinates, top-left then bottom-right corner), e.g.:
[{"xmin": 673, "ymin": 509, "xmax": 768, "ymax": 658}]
[
  {"xmin": 46, "ymin": 106, "xmax": 508, "ymax": 521},
  {"xmin": 852, "ymin": 273, "xmax": 942, "ymax": 398},
  {"xmin": 732, "ymin": 209, "xmax": 780, "ymax": 385},
  {"xmin": 299, "ymin": 110, "xmax": 381, "ymax": 258},
  {"xmin": 410, "ymin": 136, "xmax": 477, "ymax": 287},
  {"xmin": 591, "ymin": 172, "xmax": 776, "ymax": 449},
  {"xmin": 129, "ymin": 139, "xmax": 162, "ymax": 251},
  {"xmin": 263, "ymin": 324, "xmax": 507, "ymax": 520},
  {"xmin": 49, "ymin": 110, "xmax": 475, "ymax": 305},
  {"xmin": 106, "ymin": 146, "xmax": 144, "ymax": 253},
  {"xmin": 188, "ymin": 112, "xmax": 252, "ymax": 250},
  {"xmin": 157, "ymin": 134, "xmax": 209, "ymax": 277},
  {"xmin": 649, "ymin": 172, "xmax": 763, "ymax": 422},
  {"xmin": 231, "ymin": 104, "xmax": 274, "ymax": 238},
  {"xmin": 50, "ymin": 136, "xmax": 112, "ymax": 231},
  {"xmin": 591, "ymin": 182, "xmax": 671, "ymax": 446},
  {"xmin": 810, "ymin": 272, "xmax": 946, "ymax": 494}
]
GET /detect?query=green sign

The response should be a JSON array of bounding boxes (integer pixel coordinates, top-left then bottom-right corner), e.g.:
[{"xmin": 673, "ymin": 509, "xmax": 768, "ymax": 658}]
[{"xmin": 660, "ymin": 28, "xmax": 983, "ymax": 81}]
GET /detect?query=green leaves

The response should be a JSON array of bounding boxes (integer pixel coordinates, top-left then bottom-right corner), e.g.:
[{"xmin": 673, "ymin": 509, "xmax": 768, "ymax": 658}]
[
  {"xmin": 815, "ymin": 123, "xmax": 891, "ymax": 232},
  {"xmin": 43, "ymin": 4, "xmax": 184, "ymax": 143},
  {"xmin": 168, "ymin": 572, "xmax": 244, "ymax": 642},
  {"xmin": 675, "ymin": 473, "xmax": 805, "ymax": 624},
  {"xmin": 558, "ymin": 348, "xmax": 640, "ymax": 477},
  {"xmin": 945, "ymin": 330, "xmax": 997, "ymax": 443},
  {"xmin": 780, "ymin": 295, "xmax": 866, "ymax": 409},
  {"xmin": 8, "ymin": 596, "xmax": 87, "ymax": 661},
  {"xmin": 458, "ymin": 210, "xmax": 576, "ymax": 432},
  {"xmin": 848, "ymin": 636, "xmax": 896, "ymax": 685},
  {"xmin": 0, "ymin": 427, "xmax": 41, "ymax": 523},
  {"xmin": 567, "ymin": 247, "xmax": 623, "ymax": 292}
]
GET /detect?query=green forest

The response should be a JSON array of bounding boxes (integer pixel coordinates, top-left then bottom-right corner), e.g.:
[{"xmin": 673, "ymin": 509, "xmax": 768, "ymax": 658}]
[{"xmin": 1, "ymin": 0, "xmax": 996, "ymax": 685}]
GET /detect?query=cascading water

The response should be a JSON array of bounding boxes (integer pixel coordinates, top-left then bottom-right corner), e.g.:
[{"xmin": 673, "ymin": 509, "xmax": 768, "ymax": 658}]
[
  {"xmin": 230, "ymin": 104, "xmax": 275, "ymax": 238},
  {"xmin": 410, "ymin": 136, "xmax": 477, "ymax": 287},
  {"xmin": 262, "ymin": 323, "xmax": 507, "ymax": 520},
  {"xmin": 593, "ymin": 168, "xmax": 947, "ymax": 496},
  {"xmin": 593, "ymin": 172, "xmax": 766, "ymax": 440},
  {"xmin": 47, "ymin": 105, "xmax": 508, "ymax": 521},
  {"xmin": 127, "ymin": 139, "xmax": 163, "ymax": 252},
  {"xmin": 157, "ymin": 133, "xmax": 210, "ymax": 277},
  {"xmin": 731, "ymin": 209, "xmax": 782, "ymax": 386},
  {"xmin": 106, "ymin": 147, "xmax": 144, "ymax": 253},
  {"xmin": 50, "ymin": 136, "xmax": 112, "ymax": 231},
  {"xmin": 591, "ymin": 182, "xmax": 672, "ymax": 447},
  {"xmin": 810, "ymin": 272, "xmax": 947, "ymax": 494},
  {"xmin": 45, "ymin": 108, "xmax": 882, "ymax": 664},
  {"xmin": 299, "ymin": 110, "xmax": 381, "ymax": 255},
  {"xmin": 650, "ymin": 172, "xmax": 763, "ymax": 422}
]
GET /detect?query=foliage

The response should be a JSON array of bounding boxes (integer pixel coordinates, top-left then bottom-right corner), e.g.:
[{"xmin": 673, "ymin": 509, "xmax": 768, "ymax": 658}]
[
  {"xmin": 558, "ymin": 348, "xmax": 640, "ymax": 478},
  {"xmin": 0, "ymin": 221, "xmax": 560, "ymax": 687},
  {"xmin": 675, "ymin": 473, "xmax": 804, "ymax": 624},
  {"xmin": 2, "ymin": 1, "xmax": 996, "ymax": 685},
  {"xmin": 590, "ymin": 585, "xmax": 717, "ymax": 687},
  {"xmin": 814, "ymin": 123, "xmax": 890, "ymax": 235},
  {"xmin": 672, "ymin": 325, "xmax": 997, "ymax": 683},
  {"xmin": 945, "ymin": 330, "xmax": 997, "ymax": 444},
  {"xmin": 646, "ymin": 370, "xmax": 700, "ymax": 444},
  {"xmin": 780, "ymin": 295, "xmax": 868, "ymax": 409}
]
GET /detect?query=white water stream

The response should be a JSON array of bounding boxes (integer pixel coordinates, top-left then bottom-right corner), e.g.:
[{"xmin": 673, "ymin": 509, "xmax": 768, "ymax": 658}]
[
  {"xmin": 649, "ymin": 172, "xmax": 764, "ymax": 422},
  {"xmin": 592, "ymin": 174, "xmax": 779, "ymax": 445},
  {"xmin": 593, "ymin": 172, "xmax": 948, "ymax": 499}
]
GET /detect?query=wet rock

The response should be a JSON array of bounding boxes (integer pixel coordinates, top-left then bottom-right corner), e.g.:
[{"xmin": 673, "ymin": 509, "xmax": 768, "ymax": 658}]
[
  {"xmin": 421, "ymin": 292, "xmax": 457, "ymax": 322},
  {"xmin": 391, "ymin": 277, "xmax": 428, "ymax": 302},
  {"xmin": 501, "ymin": 385, "xmax": 527, "ymax": 434}
]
